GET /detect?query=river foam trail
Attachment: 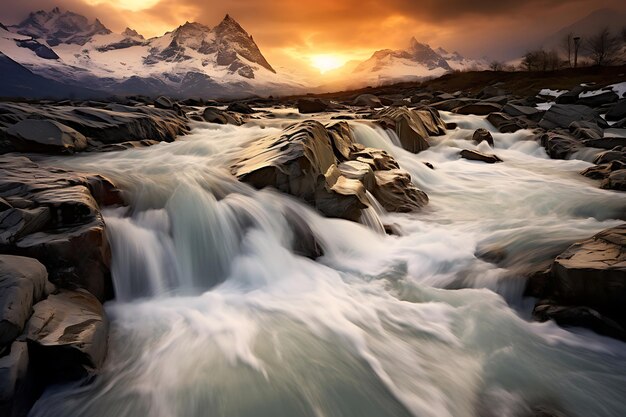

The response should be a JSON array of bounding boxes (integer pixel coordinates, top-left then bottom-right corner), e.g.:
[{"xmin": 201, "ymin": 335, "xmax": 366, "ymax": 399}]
[{"xmin": 31, "ymin": 111, "xmax": 626, "ymax": 417}]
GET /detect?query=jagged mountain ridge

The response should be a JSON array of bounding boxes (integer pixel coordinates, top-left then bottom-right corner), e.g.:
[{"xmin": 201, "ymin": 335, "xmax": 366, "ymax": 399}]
[
  {"xmin": 349, "ymin": 37, "xmax": 487, "ymax": 87},
  {"xmin": 0, "ymin": 8, "xmax": 301, "ymax": 99}
]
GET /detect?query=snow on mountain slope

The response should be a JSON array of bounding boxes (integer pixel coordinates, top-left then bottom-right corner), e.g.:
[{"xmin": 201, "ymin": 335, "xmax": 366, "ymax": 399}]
[
  {"xmin": 0, "ymin": 8, "xmax": 304, "ymax": 99},
  {"xmin": 349, "ymin": 38, "xmax": 485, "ymax": 87}
]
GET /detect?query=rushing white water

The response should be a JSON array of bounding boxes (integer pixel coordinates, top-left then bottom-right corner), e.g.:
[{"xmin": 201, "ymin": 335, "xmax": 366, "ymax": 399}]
[{"xmin": 31, "ymin": 111, "xmax": 626, "ymax": 417}]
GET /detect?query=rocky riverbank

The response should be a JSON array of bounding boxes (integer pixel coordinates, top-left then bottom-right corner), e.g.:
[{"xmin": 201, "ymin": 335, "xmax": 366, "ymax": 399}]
[{"xmin": 0, "ymin": 75, "xmax": 625, "ymax": 415}]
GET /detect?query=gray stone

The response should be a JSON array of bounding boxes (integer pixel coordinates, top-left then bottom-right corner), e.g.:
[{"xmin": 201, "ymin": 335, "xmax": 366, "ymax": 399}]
[
  {"xmin": 460, "ymin": 149, "xmax": 503, "ymax": 164},
  {"xmin": 6, "ymin": 120, "xmax": 87, "ymax": 154},
  {"xmin": 539, "ymin": 104, "xmax": 608, "ymax": 130}
]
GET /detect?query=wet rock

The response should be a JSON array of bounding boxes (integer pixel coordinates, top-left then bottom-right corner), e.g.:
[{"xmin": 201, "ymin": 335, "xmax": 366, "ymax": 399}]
[
  {"xmin": 371, "ymin": 169, "xmax": 428, "ymax": 213},
  {"xmin": 6, "ymin": 120, "xmax": 87, "ymax": 154},
  {"xmin": 455, "ymin": 102, "xmax": 503, "ymax": 116},
  {"xmin": 351, "ymin": 148, "xmax": 400, "ymax": 171},
  {"xmin": 0, "ymin": 256, "xmax": 48, "ymax": 349},
  {"xmin": 593, "ymin": 150, "xmax": 626, "ymax": 165},
  {"xmin": 502, "ymin": 103, "xmax": 543, "ymax": 121},
  {"xmin": 486, "ymin": 112, "xmax": 527, "ymax": 133},
  {"xmin": 581, "ymin": 160, "xmax": 625, "ymax": 181},
  {"xmin": 577, "ymin": 91, "xmax": 619, "ymax": 107},
  {"xmin": 533, "ymin": 303, "xmax": 626, "ymax": 341},
  {"xmin": 582, "ymin": 137, "xmax": 626, "ymax": 150},
  {"xmin": 538, "ymin": 131, "xmax": 581, "ymax": 159},
  {"xmin": 298, "ymin": 98, "xmax": 331, "ymax": 114},
  {"xmin": 353, "ymin": 94, "xmax": 383, "ymax": 108},
  {"xmin": 0, "ymin": 208, "xmax": 51, "ymax": 245},
  {"xmin": 410, "ymin": 93, "xmax": 434, "ymax": 103},
  {"xmin": 471, "ymin": 128, "xmax": 494, "ymax": 147},
  {"xmin": 459, "ymin": 149, "xmax": 503, "ymax": 164},
  {"xmin": 232, "ymin": 121, "xmax": 367, "ymax": 221},
  {"xmin": 326, "ymin": 121, "xmax": 359, "ymax": 161},
  {"xmin": 226, "ymin": 102, "xmax": 256, "ymax": 114},
  {"xmin": 431, "ymin": 98, "xmax": 478, "ymax": 112},
  {"xmin": 601, "ymin": 169, "xmax": 626, "ymax": 191},
  {"xmin": 605, "ymin": 99, "xmax": 626, "ymax": 121},
  {"xmin": 153, "ymin": 96, "xmax": 174, "ymax": 109},
  {"xmin": 0, "ymin": 341, "xmax": 32, "ymax": 417},
  {"xmin": 538, "ymin": 104, "xmax": 607, "ymax": 130},
  {"xmin": 568, "ymin": 120, "xmax": 603, "ymax": 141},
  {"xmin": 202, "ymin": 107, "xmax": 245, "ymax": 125},
  {"xmin": 554, "ymin": 86, "xmax": 584, "ymax": 104},
  {"xmin": 478, "ymin": 85, "xmax": 507, "ymax": 99},
  {"xmin": 338, "ymin": 160, "xmax": 376, "ymax": 191},
  {"xmin": 26, "ymin": 289, "xmax": 108, "ymax": 383},
  {"xmin": 370, "ymin": 106, "xmax": 445, "ymax": 153}
]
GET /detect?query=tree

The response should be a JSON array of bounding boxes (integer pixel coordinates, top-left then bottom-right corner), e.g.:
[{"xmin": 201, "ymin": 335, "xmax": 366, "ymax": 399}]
[
  {"xmin": 561, "ymin": 32, "xmax": 574, "ymax": 67},
  {"xmin": 489, "ymin": 61, "xmax": 503, "ymax": 71},
  {"xmin": 521, "ymin": 49, "xmax": 562, "ymax": 71},
  {"xmin": 586, "ymin": 27, "xmax": 620, "ymax": 66}
]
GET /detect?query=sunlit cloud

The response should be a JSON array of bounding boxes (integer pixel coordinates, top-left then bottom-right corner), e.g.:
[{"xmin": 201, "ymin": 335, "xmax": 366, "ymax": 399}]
[{"xmin": 84, "ymin": 0, "xmax": 161, "ymax": 12}]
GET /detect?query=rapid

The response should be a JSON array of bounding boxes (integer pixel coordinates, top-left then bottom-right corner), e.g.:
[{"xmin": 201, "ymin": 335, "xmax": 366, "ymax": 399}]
[{"xmin": 30, "ymin": 110, "xmax": 626, "ymax": 417}]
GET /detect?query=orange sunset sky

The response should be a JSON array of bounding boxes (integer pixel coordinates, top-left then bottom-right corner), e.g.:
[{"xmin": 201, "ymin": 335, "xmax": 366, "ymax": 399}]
[{"xmin": 2, "ymin": 0, "xmax": 625, "ymax": 74}]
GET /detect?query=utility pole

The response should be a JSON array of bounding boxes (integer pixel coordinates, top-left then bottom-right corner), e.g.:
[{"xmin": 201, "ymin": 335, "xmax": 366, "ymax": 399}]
[{"xmin": 574, "ymin": 36, "xmax": 581, "ymax": 68}]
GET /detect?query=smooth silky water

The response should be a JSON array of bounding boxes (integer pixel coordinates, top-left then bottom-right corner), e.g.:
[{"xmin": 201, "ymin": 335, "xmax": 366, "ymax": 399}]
[{"xmin": 30, "ymin": 111, "xmax": 626, "ymax": 417}]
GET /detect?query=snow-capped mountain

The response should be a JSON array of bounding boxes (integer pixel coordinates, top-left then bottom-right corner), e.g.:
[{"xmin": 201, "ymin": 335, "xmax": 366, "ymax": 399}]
[
  {"xmin": 0, "ymin": 8, "xmax": 304, "ymax": 99},
  {"xmin": 348, "ymin": 38, "xmax": 487, "ymax": 87}
]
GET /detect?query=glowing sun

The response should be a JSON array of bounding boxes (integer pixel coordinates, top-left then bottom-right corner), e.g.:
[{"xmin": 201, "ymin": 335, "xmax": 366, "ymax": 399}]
[{"xmin": 310, "ymin": 54, "xmax": 345, "ymax": 73}]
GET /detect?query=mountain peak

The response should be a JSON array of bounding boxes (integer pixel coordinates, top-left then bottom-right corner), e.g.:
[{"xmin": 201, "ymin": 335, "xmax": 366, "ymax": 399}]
[
  {"xmin": 122, "ymin": 27, "xmax": 144, "ymax": 39},
  {"xmin": 14, "ymin": 8, "xmax": 111, "ymax": 46}
]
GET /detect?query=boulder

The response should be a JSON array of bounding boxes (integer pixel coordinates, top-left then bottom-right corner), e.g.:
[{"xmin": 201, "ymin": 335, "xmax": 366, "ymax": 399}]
[
  {"xmin": 326, "ymin": 121, "xmax": 360, "ymax": 161},
  {"xmin": 601, "ymin": 169, "xmax": 626, "ymax": 191},
  {"xmin": 486, "ymin": 112, "xmax": 527, "ymax": 133},
  {"xmin": 582, "ymin": 137, "xmax": 626, "ymax": 150},
  {"xmin": 226, "ymin": 102, "xmax": 256, "ymax": 114},
  {"xmin": 568, "ymin": 120, "xmax": 603, "ymax": 141},
  {"xmin": 370, "ymin": 106, "xmax": 445, "ymax": 153},
  {"xmin": 593, "ymin": 150, "xmax": 626, "ymax": 165},
  {"xmin": 502, "ymin": 103, "xmax": 543, "ymax": 121},
  {"xmin": 153, "ymin": 96, "xmax": 174, "ymax": 109},
  {"xmin": 6, "ymin": 120, "xmax": 87, "ymax": 154},
  {"xmin": 26, "ymin": 289, "xmax": 108, "ymax": 382},
  {"xmin": 548, "ymin": 225, "xmax": 626, "ymax": 321},
  {"xmin": 297, "ymin": 98, "xmax": 331, "ymax": 113},
  {"xmin": 202, "ymin": 107, "xmax": 244, "ymax": 125},
  {"xmin": 353, "ymin": 94, "xmax": 384, "ymax": 108},
  {"xmin": 431, "ymin": 98, "xmax": 478, "ymax": 112},
  {"xmin": 0, "ymin": 256, "xmax": 48, "ymax": 349},
  {"xmin": 581, "ymin": 160, "xmax": 625, "ymax": 181},
  {"xmin": 538, "ymin": 131, "xmax": 582, "ymax": 159},
  {"xmin": 0, "ymin": 208, "xmax": 50, "ymax": 245},
  {"xmin": 338, "ymin": 160, "xmax": 376, "ymax": 191},
  {"xmin": 478, "ymin": 85, "xmax": 507, "ymax": 99},
  {"xmin": 232, "ymin": 121, "xmax": 367, "ymax": 221},
  {"xmin": 471, "ymin": 128, "xmax": 494, "ymax": 147},
  {"xmin": 0, "ymin": 341, "xmax": 32, "ymax": 417},
  {"xmin": 371, "ymin": 169, "xmax": 428, "ymax": 213},
  {"xmin": 533, "ymin": 303, "xmax": 626, "ymax": 341},
  {"xmin": 538, "ymin": 104, "xmax": 608, "ymax": 130},
  {"xmin": 554, "ymin": 86, "xmax": 584, "ymax": 104},
  {"xmin": 351, "ymin": 148, "xmax": 400, "ymax": 171},
  {"xmin": 454, "ymin": 102, "xmax": 503, "ymax": 116},
  {"xmin": 577, "ymin": 91, "xmax": 619, "ymax": 107},
  {"xmin": 459, "ymin": 149, "xmax": 503, "ymax": 164}
]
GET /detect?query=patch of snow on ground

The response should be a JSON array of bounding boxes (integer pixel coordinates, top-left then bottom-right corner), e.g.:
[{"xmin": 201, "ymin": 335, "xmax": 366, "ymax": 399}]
[{"xmin": 538, "ymin": 89, "xmax": 566, "ymax": 97}]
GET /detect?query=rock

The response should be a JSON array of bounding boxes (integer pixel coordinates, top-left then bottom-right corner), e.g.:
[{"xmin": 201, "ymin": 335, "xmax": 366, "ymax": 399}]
[
  {"xmin": 568, "ymin": 120, "xmax": 603, "ymax": 141},
  {"xmin": 0, "ymin": 198, "xmax": 10, "ymax": 212},
  {"xmin": 471, "ymin": 128, "xmax": 494, "ymax": 147},
  {"xmin": 0, "ymin": 256, "xmax": 48, "ymax": 348},
  {"xmin": 454, "ymin": 102, "xmax": 503, "ymax": 116},
  {"xmin": 486, "ymin": 112, "xmax": 527, "ymax": 133},
  {"xmin": 298, "ymin": 98, "xmax": 331, "ymax": 113},
  {"xmin": 202, "ymin": 107, "xmax": 244, "ymax": 125},
  {"xmin": 0, "ymin": 208, "xmax": 51, "ymax": 245},
  {"xmin": 6, "ymin": 120, "xmax": 87, "ymax": 154},
  {"xmin": 601, "ymin": 169, "xmax": 626, "ymax": 191},
  {"xmin": 410, "ymin": 93, "xmax": 434, "ymax": 103},
  {"xmin": 370, "ymin": 106, "xmax": 445, "ymax": 153},
  {"xmin": 351, "ymin": 148, "xmax": 400, "ymax": 171},
  {"xmin": 371, "ymin": 169, "xmax": 428, "ymax": 213},
  {"xmin": 533, "ymin": 303, "xmax": 626, "ymax": 341},
  {"xmin": 338, "ymin": 160, "xmax": 376, "ymax": 191},
  {"xmin": 582, "ymin": 137, "xmax": 626, "ymax": 150},
  {"xmin": 26, "ymin": 289, "xmax": 108, "ymax": 383},
  {"xmin": 548, "ymin": 225, "xmax": 626, "ymax": 321},
  {"xmin": 539, "ymin": 104, "xmax": 608, "ymax": 130},
  {"xmin": 232, "ymin": 121, "xmax": 367, "ymax": 221},
  {"xmin": 538, "ymin": 131, "xmax": 582, "ymax": 159},
  {"xmin": 431, "ymin": 98, "xmax": 478, "ymax": 112},
  {"xmin": 554, "ymin": 86, "xmax": 584, "ymax": 104},
  {"xmin": 502, "ymin": 103, "xmax": 543, "ymax": 121},
  {"xmin": 478, "ymin": 85, "xmax": 507, "ymax": 99},
  {"xmin": 484, "ymin": 95, "xmax": 510, "ymax": 105},
  {"xmin": 459, "ymin": 149, "xmax": 503, "ymax": 163},
  {"xmin": 226, "ymin": 102, "xmax": 256, "ymax": 114},
  {"xmin": 0, "ymin": 341, "xmax": 32, "ymax": 417},
  {"xmin": 593, "ymin": 150, "xmax": 626, "ymax": 165},
  {"xmin": 577, "ymin": 91, "xmax": 619, "ymax": 107},
  {"xmin": 581, "ymin": 160, "xmax": 625, "ymax": 180},
  {"xmin": 353, "ymin": 94, "xmax": 384, "ymax": 108},
  {"xmin": 153, "ymin": 96, "xmax": 174, "ymax": 109},
  {"xmin": 326, "ymin": 121, "xmax": 359, "ymax": 161},
  {"xmin": 0, "ymin": 155, "xmax": 120, "ymax": 301},
  {"xmin": 0, "ymin": 102, "xmax": 188, "ymax": 147}
]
